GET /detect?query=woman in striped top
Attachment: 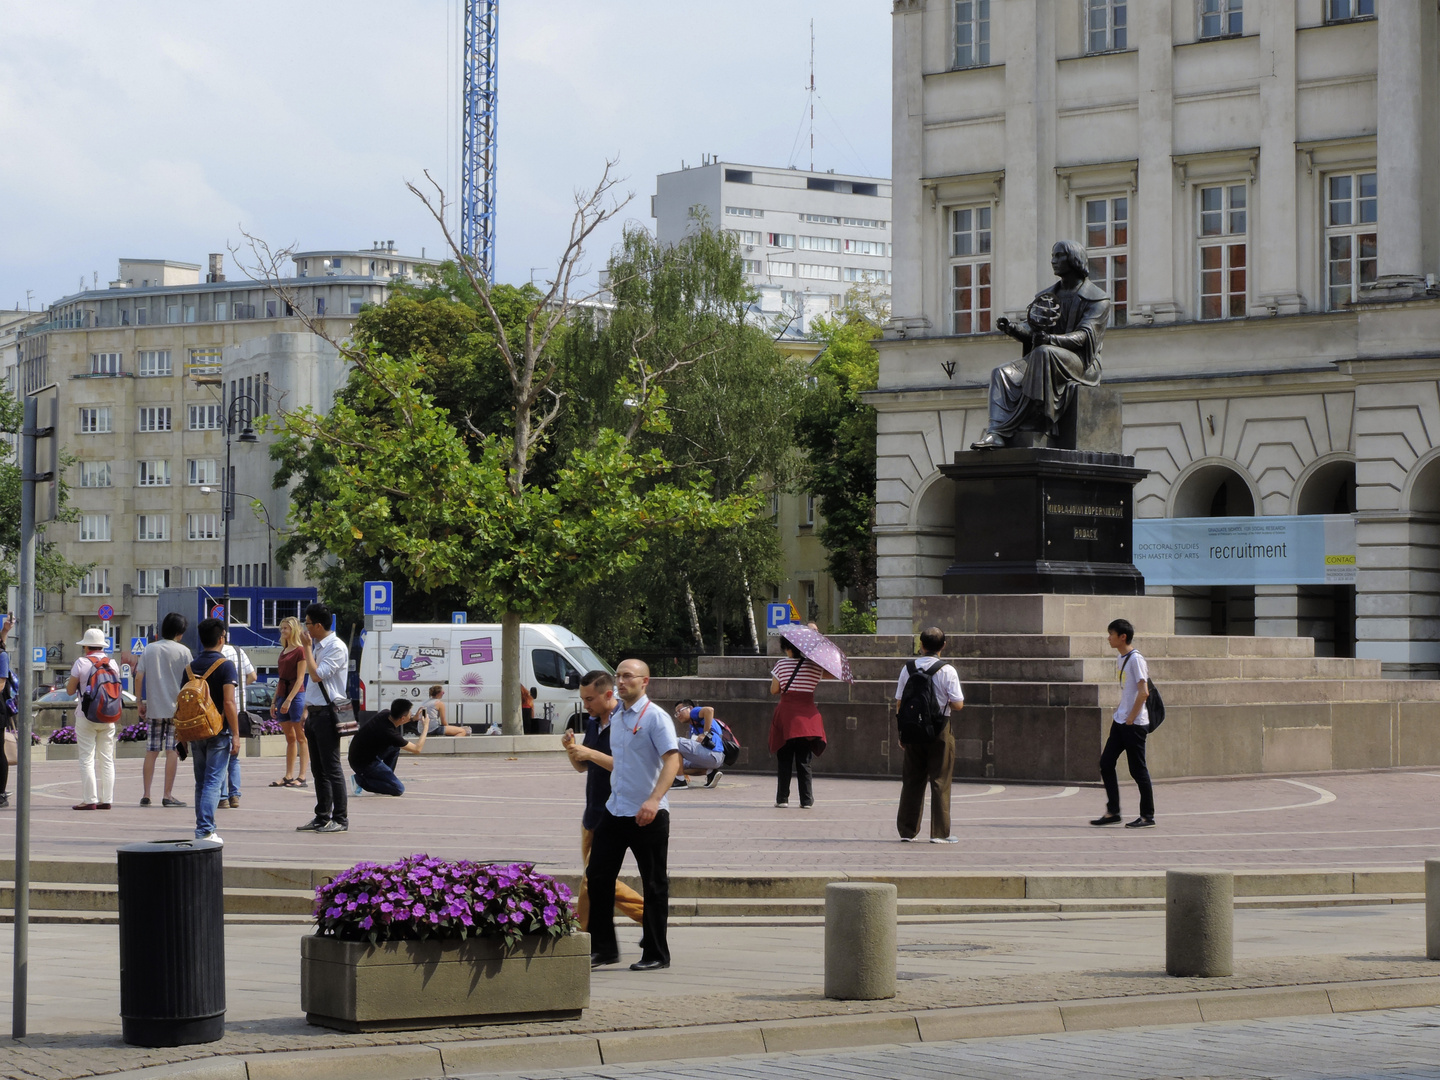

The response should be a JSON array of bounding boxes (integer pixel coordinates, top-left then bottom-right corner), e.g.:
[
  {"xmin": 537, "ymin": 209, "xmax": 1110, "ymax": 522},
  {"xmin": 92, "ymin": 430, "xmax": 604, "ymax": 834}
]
[{"xmin": 768, "ymin": 638, "xmax": 830, "ymax": 808}]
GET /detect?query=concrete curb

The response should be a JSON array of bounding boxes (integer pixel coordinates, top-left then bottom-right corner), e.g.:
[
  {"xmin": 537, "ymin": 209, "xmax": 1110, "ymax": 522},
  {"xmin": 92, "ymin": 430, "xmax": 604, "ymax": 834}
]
[{"xmin": 88, "ymin": 975, "xmax": 1440, "ymax": 1080}]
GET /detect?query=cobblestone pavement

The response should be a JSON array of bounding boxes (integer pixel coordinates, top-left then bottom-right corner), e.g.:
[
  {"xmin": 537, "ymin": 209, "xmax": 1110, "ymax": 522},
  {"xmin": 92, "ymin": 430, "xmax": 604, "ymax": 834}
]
[
  {"xmin": 3, "ymin": 756, "xmax": 1440, "ymax": 873},
  {"xmin": 2, "ymin": 906, "xmax": 1438, "ymax": 1079},
  {"xmin": 495, "ymin": 1005, "xmax": 1440, "ymax": 1080}
]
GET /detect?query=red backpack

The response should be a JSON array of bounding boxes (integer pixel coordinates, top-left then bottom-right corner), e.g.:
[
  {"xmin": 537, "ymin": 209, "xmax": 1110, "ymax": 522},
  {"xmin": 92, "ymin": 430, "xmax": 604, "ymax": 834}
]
[{"xmin": 81, "ymin": 654, "xmax": 124, "ymax": 724}]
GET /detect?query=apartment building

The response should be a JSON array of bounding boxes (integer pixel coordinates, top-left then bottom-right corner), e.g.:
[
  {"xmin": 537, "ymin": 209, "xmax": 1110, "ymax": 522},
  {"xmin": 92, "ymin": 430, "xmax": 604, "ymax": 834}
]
[
  {"xmin": 879, "ymin": 0, "xmax": 1440, "ymax": 675},
  {"xmin": 15, "ymin": 247, "xmax": 434, "ymax": 684}
]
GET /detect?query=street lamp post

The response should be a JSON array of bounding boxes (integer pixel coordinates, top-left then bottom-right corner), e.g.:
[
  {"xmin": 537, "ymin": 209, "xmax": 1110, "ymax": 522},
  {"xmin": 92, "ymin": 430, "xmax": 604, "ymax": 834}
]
[
  {"xmin": 202, "ymin": 486, "xmax": 276, "ymax": 585},
  {"xmin": 222, "ymin": 396, "xmax": 261, "ymax": 622}
]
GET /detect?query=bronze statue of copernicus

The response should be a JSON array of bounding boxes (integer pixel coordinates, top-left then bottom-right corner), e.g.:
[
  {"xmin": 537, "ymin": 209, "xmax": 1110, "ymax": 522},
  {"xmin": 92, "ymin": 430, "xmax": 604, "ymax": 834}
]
[{"xmin": 970, "ymin": 240, "xmax": 1111, "ymax": 450}]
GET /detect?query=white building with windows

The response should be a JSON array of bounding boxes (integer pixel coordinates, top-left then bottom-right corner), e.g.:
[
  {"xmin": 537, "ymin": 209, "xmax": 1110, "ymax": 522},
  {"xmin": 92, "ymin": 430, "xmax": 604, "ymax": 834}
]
[
  {"xmin": 653, "ymin": 160, "xmax": 893, "ymax": 334},
  {"xmin": 878, "ymin": 0, "xmax": 1440, "ymax": 675}
]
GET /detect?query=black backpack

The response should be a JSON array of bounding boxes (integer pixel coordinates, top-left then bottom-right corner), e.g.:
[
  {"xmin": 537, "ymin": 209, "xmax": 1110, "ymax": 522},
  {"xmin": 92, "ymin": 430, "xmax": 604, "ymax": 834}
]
[
  {"xmin": 1121, "ymin": 650, "xmax": 1165, "ymax": 731},
  {"xmin": 896, "ymin": 659, "xmax": 950, "ymax": 743}
]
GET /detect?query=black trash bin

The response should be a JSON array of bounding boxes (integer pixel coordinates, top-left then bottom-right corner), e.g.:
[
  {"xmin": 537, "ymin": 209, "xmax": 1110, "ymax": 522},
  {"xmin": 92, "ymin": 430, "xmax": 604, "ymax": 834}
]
[{"xmin": 117, "ymin": 837, "xmax": 225, "ymax": 1046}]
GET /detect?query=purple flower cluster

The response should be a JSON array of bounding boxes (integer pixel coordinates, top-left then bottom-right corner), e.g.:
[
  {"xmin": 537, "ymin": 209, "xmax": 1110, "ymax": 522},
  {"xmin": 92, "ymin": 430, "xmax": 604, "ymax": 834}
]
[
  {"xmin": 251, "ymin": 718, "xmax": 285, "ymax": 736},
  {"xmin": 47, "ymin": 726, "xmax": 76, "ymax": 745},
  {"xmin": 313, "ymin": 853, "xmax": 579, "ymax": 948},
  {"xmin": 117, "ymin": 722, "xmax": 148, "ymax": 742}
]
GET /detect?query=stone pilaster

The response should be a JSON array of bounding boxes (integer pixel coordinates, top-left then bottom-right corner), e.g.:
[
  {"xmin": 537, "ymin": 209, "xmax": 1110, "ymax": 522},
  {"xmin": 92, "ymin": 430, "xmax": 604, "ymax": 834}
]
[
  {"xmin": 1254, "ymin": 584, "xmax": 1300, "ymax": 639},
  {"xmin": 1355, "ymin": 510, "xmax": 1440, "ymax": 677},
  {"xmin": 1134, "ymin": 0, "xmax": 1180, "ymax": 322},
  {"xmin": 887, "ymin": 0, "xmax": 927, "ymax": 336},
  {"xmin": 1253, "ymin": 0, "xmax": 1304, "ymax": 315}
]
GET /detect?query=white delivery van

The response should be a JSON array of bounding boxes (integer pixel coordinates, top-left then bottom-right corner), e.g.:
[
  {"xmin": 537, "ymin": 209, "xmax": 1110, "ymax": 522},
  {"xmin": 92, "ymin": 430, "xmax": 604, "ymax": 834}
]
[{"xmin": 357, "ymin": 623, "xmax": 612, "ymax": 731}]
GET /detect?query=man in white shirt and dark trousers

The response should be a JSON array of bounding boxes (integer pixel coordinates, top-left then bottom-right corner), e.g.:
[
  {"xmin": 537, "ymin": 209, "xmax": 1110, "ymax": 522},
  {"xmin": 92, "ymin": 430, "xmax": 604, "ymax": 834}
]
[
  {"xmin": 295, "ymin": 602, "xmax": 351, "ymax": 834},
  {"xmin": 1091, "ymin": 617, "xmax": 1155, "ymax": 829},
  {"xmin": 894, "ymin": 626, "xmax": 966, "ymax": 843}
]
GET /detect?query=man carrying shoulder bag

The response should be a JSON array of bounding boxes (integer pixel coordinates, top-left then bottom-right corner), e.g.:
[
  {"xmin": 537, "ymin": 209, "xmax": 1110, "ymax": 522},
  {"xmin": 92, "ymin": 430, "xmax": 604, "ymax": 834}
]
[{"xmin": 295, "ymin": 602, "xmax": 352, "ymax": 834}]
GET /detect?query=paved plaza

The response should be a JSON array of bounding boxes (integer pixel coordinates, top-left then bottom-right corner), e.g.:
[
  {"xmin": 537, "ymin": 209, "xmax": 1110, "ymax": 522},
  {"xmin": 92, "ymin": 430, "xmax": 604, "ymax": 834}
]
[{"xmin": 2, "ymin": 754, "xmax": 1439, "ymax": 874}]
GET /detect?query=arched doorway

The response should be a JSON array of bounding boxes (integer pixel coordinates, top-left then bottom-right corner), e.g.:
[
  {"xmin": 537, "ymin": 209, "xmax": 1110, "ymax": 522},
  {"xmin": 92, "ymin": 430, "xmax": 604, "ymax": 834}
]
[
  {"xmin": 1170, "ymin": 463, "xmax": 1256, "ymax": 637},
  {"xmin": 1295, "ymin": 458, "xmax": 1357, "ymax": 657}
]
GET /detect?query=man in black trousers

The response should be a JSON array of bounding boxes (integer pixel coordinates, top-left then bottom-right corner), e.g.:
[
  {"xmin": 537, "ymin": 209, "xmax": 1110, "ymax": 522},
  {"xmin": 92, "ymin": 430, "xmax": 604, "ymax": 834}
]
[{"xmin": 1091, "ymin": 618, "xmax": 1155, "ymax": 829}]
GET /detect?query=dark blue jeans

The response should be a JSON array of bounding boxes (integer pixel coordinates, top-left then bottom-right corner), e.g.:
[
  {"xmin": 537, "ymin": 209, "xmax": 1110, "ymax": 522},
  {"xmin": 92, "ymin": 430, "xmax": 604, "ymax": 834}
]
[
  {"xmin": 355, "ymin": 745, "xmax": 404, "ymax": 796},
  {"xmin": 190, "ymin": 731, "xmax": 232, "ymax": 837}
]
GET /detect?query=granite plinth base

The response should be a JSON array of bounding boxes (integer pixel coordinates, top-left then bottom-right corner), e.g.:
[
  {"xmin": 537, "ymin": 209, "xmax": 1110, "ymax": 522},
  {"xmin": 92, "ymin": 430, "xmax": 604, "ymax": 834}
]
[{"xmin": 940, "ymin": 447, "xmax": 1147, "ymax": 596}]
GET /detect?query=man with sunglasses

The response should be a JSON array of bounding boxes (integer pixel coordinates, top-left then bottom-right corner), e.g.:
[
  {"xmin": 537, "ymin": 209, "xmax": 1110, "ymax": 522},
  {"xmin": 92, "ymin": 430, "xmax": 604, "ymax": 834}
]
[
  {"xmin": 295, "ymin": 602, "xmax": 351, "ymax": 834},
  {"xmin": 584, "ymin": 659, "xmax": 681, "ymax": 972}
]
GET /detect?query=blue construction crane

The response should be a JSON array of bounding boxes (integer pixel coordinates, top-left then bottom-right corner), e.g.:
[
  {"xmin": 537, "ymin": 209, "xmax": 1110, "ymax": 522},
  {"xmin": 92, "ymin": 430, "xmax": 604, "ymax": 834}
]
[{"xmin": 461, "ymin": 0, "xmax": 498, "ymax": 281}]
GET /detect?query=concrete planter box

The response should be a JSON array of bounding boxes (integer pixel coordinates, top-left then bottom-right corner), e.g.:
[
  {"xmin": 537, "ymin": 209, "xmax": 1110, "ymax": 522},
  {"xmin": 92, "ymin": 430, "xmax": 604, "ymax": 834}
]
[
  {"xmin": 300, "ymin": 930, "xmax": 590, "ymax": 1032},
  {"xmin": 245, "ymin": 734, "xmax": 291, "ymax": 758},
  {"xmin": 45, "ymin": 741, "xmax": 149, "ymax": 760}
]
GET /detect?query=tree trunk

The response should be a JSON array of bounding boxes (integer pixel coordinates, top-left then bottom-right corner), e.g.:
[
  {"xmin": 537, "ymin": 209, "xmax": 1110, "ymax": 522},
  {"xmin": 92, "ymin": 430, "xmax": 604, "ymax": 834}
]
[
  {"xmin": 501, "ymin": 610, "xmax": 522, "ymax": 736},
  {"xmin": 684, "ymin": 579, "xmax": 705, "ymax": 651},
  {"xmin": 739, "ymin": 562, "xmax": 760, "ymax": 654},
  {"xmin": 715, "ymin": 601, "xmax": 725, "ymax": 657}
]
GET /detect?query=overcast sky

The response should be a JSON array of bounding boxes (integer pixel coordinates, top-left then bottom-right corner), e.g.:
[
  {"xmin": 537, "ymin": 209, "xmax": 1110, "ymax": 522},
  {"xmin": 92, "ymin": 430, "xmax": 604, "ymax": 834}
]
[{"xmin": 0, "ymin": 1, "xmax": 892, "ymax": 310}]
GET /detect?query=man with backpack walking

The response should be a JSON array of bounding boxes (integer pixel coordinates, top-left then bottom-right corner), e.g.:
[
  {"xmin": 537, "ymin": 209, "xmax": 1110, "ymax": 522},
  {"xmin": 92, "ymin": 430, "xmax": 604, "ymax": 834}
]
[
  {"xmin": 175, "ymin": 617, "xmax": 240, "ymax": 844},
  {"xmin": 894, "ymin": 627, "xmax": 966, "ymax": 843},
  {"xmin": 1091, "ymin": 617, "xmax": 1156, "ymax": 829},
  {"xmin": 66, "ymin": 628, "xmax": 125, "ymax": 811}
]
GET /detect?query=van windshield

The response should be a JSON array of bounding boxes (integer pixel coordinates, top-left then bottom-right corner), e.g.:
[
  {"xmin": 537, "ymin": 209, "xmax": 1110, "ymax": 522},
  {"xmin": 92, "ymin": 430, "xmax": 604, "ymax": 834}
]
[{"xmin": 566, "ymin": 646, "xmax": 612, "ymax": 677}]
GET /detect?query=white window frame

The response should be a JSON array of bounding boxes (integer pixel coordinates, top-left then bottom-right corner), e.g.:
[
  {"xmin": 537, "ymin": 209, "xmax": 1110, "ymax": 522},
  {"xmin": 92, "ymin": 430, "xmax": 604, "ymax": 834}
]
[
  {"xmin": 188, "ymin": 513, "xmax": 221, "ymax": 541},
  {"xmin": 137, "ymin": 568, "xmax": 171, "ymax": 595},
  {"xmin": 741, "ymin": 259, "xmax": 763, "ymax": 275},
  {"xmin": 188, "ymin": 404, "xmax": 223, "ymax": 431},
  {"xmin": 136, "ymin": 515, "xmax": 170, "ymax": 542},
  {"xmin": 767, "ymin": 232, "xmax": 796, "ymax": 249},
  {"xmin": 1197, "ymin": 183, "xmax": 1249, "ymax": 320},
  {"xmin": 136, "ymin": 350, "xmax": 172, "ymax": 377},
  {"xmin": 79, "ymin": 407, "xmax": 112, "ymax": 434},
  {"xmin": 1083, "ymin": 195, "xmax": 1130, "ymax": 327},
  {"xmin": 796, "ymin": 235, "xmax": 842, "ymax": 253},
  {"xmin": 185, "ymin": 568, "xmax": 222, "ymax": 587},
  {"xmin": 949, "ymin": 204, "xmax": 994, "ymax": 336},
  {"xmin": 79, "ymin": 461, "xmax": 112, "ymax": 488},
  {"xmin": 188, "ymin": 458, "xmax": 220, "ymax": 486},
  {"xmin": 1324, "ymin": 170, "xmax": 1378, "ymax": 310},
  {"xmin": 797, "ymin": 263, "xmax": 841, "ymax": 282},
  {"xmin": 90, "ymin": 352, "xmax": 121, "ymax": 375},
  {"xmin": 725, "ymin": 206, "xmax": 763, "ymax": 219},
  {"xmin": 137, "ymin": 406, "xmax": 172, "ymax": 433},
  {"xmin": 78, "ymin": 569, "xmax": 110, "ymax": 596},
  {"xmin": 188, "ymin": 348, "xmax": 222, "ymax": 375},
  {"xmin": 79, "ymin": 514, "xmax": 111, "ymax": 542},
  {"xmin": 953, "ymin": 0, "xmax": 991, "ymax": 68},
  {"xmin": 769, "ymin": 261, "xmax": 795, "ymax": 277},
  {"xmin": 1087, "ymin": 0, "xmax": 1128, "ymax": 53},
  {"xmin": 137, "ymin": 459, "xmax": 172, "ymax": 487},
  {"xmin": 1324, "ymin": 0, "xmax": 1374, "ymax": 20},
  {"xmin": 1199, "ymin": 0, "xmax": 1243, "ymax": 39}
]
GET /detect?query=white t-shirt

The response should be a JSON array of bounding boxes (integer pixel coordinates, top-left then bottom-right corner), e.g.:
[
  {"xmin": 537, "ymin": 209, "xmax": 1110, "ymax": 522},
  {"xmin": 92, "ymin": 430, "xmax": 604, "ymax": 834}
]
[
  {"xmin": 893, "ymin": 655, "xmax": 965, "ymax": 715},
  {"xmin": 1115, "ymin": 649, "xmax": 1150, "ymax": 726},
  {"xmin": 220, "ymin": 644, "xmax": 255, "ymax": 714}
]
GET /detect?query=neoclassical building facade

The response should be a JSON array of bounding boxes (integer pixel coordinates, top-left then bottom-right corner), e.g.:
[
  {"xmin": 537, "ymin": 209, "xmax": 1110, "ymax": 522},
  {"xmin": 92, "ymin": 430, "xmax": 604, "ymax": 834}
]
[{"xmin": 877, "ymin": 0, "xmax": 1440, "ymax": 675}]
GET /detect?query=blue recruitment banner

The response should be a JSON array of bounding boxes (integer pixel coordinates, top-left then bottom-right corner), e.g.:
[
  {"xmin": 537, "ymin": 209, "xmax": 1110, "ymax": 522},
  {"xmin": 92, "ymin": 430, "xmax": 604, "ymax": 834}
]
[{"xmin": 1133, "ymin": 515, "xmax": 1356, "ymax": 587}]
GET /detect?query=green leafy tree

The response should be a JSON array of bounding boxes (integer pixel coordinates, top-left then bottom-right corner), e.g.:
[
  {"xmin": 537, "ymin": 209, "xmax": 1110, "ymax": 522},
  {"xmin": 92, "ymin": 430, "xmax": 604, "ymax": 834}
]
[
  {"xmin": 795, "ymin": 308, "xmax": 881, "ymax": 607},
  {"xmin": 0, "ymin": 390, "xmax": 91, "ymax": 598}
]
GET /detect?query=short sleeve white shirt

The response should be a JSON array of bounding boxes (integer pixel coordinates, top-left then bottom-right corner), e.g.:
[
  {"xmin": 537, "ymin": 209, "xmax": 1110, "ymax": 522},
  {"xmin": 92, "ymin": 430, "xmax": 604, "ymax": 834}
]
[
  {"xmin": 1115, "ymin": 649, "xmax": 1150, "ymax": 726},
  {"xmin": 893, "ymin": 655, "xmax": 964, "ymax": 715}
]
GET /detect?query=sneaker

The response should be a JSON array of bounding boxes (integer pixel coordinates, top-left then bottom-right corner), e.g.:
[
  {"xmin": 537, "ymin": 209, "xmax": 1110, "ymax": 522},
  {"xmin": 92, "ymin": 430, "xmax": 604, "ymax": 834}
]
[
  {"xmin": 704, "ymin": 770, "xmax": 722, "ymax": 789},
  {"xmin": 162, "ymin": 796, "xmax": 186, "ymax": 808},
  {"xmin": 0, "ymin": 793, "xmax": 9, "ymax": 809},
  {"xmin": 900, "ymin": 836, "xmax": 915, "ymax": 843},
  {"xmin": 930, "ymin": 836, "xmax": 960, "ymax": 844},
  {"xmin": 140, "ymin": 797, "xmax": 151, "ymax": 807},
  {"xmin": 317, "ymin": 820, "xmax": 348, "ymax": 833},
  {"xmin": 1090, "ymin": 813, "xmax": 1123, "ymax": 826},
  {"xmin": 198, "ymin": 832, "xmax": 223, "ymax": 846},
  {"xmin": 351, "ymin": 775, "xmax": 363, "ymax": 797},
  {"xmin": 295, "ymin": 818, "xmax": 327, "ymax": 832},
  {"xmin": 775, "ymin": 800, "xmax": 789, "ymax": 808},
  {"xmin": 1125, "ymin": 817, "xmax": 1156, "ymax": 829},
  {"xmin": 670, "ymin": 777, "xmax": 689, "ymax": 789}
]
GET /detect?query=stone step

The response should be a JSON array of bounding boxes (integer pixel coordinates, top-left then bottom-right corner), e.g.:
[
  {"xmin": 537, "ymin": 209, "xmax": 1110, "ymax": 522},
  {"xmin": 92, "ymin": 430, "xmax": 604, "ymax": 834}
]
[
  {"xmin": 941, "ymin": 633, "xmax": 1320, "ymax": 660},
  {"xmin": 914, "ymin": 594, "xmax": 1177, "ymax": 636},
  {"xmin": 0, "ymin": 881, "xmax": 316, "ymax": 916}
]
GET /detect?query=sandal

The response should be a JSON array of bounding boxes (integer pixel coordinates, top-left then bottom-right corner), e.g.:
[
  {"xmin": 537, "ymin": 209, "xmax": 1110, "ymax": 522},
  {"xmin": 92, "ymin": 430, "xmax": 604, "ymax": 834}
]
[
  {"xmin": 296, "ymin": 778, "xmax": 309, "ymax": 787},
  {"xmin": 269, "ymin": 777, "xmax": 296, "ymax": 787}
]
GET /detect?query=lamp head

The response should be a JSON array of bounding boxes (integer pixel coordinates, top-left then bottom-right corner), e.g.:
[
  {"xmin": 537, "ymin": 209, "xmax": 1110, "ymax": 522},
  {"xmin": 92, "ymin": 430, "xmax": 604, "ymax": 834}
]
[{"xmin": 237, "ymin": 424, "xmax": 259, "ymax": 444}]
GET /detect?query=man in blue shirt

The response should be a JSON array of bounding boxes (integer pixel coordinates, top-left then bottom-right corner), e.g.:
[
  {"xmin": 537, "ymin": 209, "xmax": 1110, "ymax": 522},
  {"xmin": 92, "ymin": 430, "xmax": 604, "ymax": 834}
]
[{"xmin": 584, "ymin": 658, "xmax": 680, "ymax": 972}]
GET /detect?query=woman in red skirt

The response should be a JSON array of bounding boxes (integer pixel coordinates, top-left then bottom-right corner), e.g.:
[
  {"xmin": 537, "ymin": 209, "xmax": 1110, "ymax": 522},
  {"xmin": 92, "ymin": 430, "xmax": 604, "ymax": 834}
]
[{"xmin": 769, "ymin": 637, "xmax": 830, "ymax": 808}]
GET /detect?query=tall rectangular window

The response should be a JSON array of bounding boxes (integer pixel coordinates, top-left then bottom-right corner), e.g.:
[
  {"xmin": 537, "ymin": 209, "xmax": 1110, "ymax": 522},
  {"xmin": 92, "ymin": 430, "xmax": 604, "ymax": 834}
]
[
  {"xmin": 78, "ymin": 569, "xmax": 110, "ymax": 595},
  {"xmin": 79, "ymin": 461, "xmax": 112, "ymax": 488},
  {"xmin": 954, "ymin": 0, "xmax": 990, "ymax": 67},
  {"xmin": 950, "ymin": 206, "xmax": 993, "ymax": 335},
  {"xmin": 1088, "ymin": 0, "xmax": 1127, "ymax": 52},
  {"xmin": 188, "ymin": 404, "xmax": 223, "ymax": 430},
  {"xmin": 1084, "ymin": 196, "xmax": 1129, "ymax": 326},
  {"xmin": 1198, "ymin": 184, "xmax": 1248, "ymax": 319},
  {"xmin": 136, "ymin": 515, "xmax": 170, "ymax": 542},
  {"xmin": 137, "ymin": 407, "xmax": 172, "ymax": 432},
  {"xmin": 1325, "ymin": 0, "xmax": 1373, "ymax": 20},
  {"xmin": 137, "ymin": 568, "xmax": 170, "ymax": 595},
  {"xmin": 188, "ymin": 513, "xmax": 221, "ymax": 540},
  {"xmin": 1325, "ymin": 171, "xmax": 1378, "ymax": 309},
  {"xmin": 188, "ymin": 458, "xmax": 220, "ymax": 486},
  {"xmin": 90, "ymin": 352, "xmax": 121, "ymax": 375},
  {"xmin": 79, "ymin": 514, "xmax": 110, "ymax": 542},
  {"xmin": 1200, "ymin": 0, "xmax": 1243, "ymax": 39},
  {"xmin": 136, "ymin": 350, "xmax": 172, "ymax": 377},
  {"xmin": 79, "ymin": 407, "xmax": 112, "ymax": 434},
  {"xmin": 137, "ymin": 459, "xmax": 171, "ymax": 487}
]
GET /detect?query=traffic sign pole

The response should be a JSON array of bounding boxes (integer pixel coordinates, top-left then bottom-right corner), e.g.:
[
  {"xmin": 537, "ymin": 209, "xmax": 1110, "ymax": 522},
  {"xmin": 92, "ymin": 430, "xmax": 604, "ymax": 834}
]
[{"xmin": 12, "ymin": 396, "xmax": 41, "ymax": 1037}]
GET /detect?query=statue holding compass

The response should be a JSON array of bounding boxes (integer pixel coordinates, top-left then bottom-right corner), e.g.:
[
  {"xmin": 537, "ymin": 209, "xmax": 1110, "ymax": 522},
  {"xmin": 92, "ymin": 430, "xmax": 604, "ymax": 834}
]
[{"xmin": 970, "ymin": 240, "xmax": 1112, "ymax": 450}]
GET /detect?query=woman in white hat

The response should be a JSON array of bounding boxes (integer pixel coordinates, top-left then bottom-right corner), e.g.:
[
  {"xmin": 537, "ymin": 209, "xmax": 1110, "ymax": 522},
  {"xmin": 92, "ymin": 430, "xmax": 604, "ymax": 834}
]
[{"xmin": 65, "ymin": 628, "xmax": 120, "ymax": 810}]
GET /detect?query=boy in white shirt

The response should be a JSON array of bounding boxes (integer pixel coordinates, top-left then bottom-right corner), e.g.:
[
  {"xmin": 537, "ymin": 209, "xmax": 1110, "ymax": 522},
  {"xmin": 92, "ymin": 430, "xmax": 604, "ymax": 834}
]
[{"xmin": 1091, "ymin": 618, "xmax": 1155, "ymax": 829}]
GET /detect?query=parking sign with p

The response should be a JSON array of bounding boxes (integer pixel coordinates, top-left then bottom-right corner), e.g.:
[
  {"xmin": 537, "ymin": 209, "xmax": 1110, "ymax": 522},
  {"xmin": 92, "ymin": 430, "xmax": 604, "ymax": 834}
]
[{"xmin": 364, "ymin": 580, "xmax": 393, "ymax": 632}]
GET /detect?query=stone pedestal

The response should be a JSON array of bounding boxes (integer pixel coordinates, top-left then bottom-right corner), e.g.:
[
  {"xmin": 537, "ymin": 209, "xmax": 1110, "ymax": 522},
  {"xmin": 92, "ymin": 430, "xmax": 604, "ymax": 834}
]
[{"xmin": 939, "ymin": 448, "xmax": 1148, "ymax": 595}]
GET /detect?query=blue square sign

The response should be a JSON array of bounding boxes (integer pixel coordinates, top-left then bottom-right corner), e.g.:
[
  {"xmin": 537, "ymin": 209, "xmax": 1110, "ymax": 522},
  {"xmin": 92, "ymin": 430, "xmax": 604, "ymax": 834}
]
[
  {"xmin": 32, "ymin": 647, "xmax": 45, "ymax": 665},
  {"xmin": 766, "ymin": 603, "xmax": 792, "ymax": 630},
  {"xmin": 363, "ymin": 580, "xmax": 393, "ymax": 617}
]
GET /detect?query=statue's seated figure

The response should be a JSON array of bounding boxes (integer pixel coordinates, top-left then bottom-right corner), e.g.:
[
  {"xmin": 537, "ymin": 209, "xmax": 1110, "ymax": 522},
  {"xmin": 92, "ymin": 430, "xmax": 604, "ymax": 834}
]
[{"xmin": 971, "ymin": 240, "xmax": 1112, "ymax": 451}]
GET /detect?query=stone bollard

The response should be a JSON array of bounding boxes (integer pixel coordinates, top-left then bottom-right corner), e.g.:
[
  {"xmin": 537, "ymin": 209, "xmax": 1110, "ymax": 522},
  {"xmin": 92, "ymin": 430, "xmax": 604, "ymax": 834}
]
[
  {"xmin": 1165, "ymin": 869, "xmax": 1233, "ymax": 978},
  {"xmin": 1427, "ymin": 860, "xmax": 1440, "ymax": 960},
  {"xmin": 824, "ymin": 882, "xmax": 897, "ymax": 1000}
]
